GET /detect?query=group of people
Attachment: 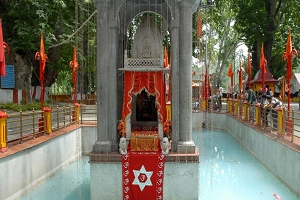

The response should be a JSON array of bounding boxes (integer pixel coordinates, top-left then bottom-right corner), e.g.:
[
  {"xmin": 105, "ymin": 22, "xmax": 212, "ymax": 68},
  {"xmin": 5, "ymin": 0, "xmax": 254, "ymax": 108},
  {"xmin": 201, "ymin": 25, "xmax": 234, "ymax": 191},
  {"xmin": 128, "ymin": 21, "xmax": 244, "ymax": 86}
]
[{"xmin": 245, "ymin": 87, "xmax": 282, "ymax": 129}]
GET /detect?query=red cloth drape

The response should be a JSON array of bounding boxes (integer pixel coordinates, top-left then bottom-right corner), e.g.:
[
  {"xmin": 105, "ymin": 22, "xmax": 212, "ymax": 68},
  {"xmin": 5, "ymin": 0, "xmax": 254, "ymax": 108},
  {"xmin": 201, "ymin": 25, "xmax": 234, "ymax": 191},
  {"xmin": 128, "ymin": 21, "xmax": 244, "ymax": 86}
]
[{"xmin": 122, "ymin": 71, "xmax": 166, "ymax": 123}]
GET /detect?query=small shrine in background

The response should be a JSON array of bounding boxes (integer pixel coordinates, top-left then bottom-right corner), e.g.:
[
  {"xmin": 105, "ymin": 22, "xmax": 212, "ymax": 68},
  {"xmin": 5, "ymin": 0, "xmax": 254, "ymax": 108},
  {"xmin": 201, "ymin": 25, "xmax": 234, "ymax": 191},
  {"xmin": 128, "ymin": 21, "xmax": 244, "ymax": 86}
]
[{"xmin": 250, "ymin": 68, "xmax": 279, "ymax": 94}]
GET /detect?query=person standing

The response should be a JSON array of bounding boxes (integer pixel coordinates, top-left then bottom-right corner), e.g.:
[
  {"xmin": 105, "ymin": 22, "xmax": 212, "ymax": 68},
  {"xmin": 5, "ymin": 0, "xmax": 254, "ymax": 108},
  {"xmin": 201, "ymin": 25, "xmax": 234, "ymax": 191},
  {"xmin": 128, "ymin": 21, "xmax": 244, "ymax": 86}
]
[
  {"xmin": 265, "ymin": 96, "xmax": 282, "ymax": 130},
  {"xmin": 245, "ymin": 87, "xmax": 257, "ymax": 121},
  {"xmin": 245, "ymin": 87, "xmax": 256, "ymax": 105},
  {"xmin": 269, "ymin": 89, "xmax": 273, "ymax": 97},
  {"xmin": 216, "ymin": 88, "xmax": 222, "ymax": 111}
]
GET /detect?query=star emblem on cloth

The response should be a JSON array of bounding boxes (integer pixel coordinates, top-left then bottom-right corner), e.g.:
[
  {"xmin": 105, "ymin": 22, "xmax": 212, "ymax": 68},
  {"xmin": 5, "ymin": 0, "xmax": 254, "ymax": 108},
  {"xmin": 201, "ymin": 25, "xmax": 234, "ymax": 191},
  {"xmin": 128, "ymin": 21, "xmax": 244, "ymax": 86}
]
[{"xmin": 132, "ymin": 165, "xmax": 153, "ymax": 191}]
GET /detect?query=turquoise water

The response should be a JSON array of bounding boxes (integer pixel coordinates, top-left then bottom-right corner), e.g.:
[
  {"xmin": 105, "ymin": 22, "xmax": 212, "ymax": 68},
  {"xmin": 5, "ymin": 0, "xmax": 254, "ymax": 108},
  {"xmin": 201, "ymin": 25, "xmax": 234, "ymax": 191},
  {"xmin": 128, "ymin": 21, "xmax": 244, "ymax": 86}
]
[
  {"xmin": 19, "ymin": 130, "xmax": 298, "ymax": 200},
  {"xmin": 19, "ymin": 157, "xmax": 90, "ymax": 200},
  {"xmin": 196, "ymin": 129, "xmax": 298, "ymax": 200}
]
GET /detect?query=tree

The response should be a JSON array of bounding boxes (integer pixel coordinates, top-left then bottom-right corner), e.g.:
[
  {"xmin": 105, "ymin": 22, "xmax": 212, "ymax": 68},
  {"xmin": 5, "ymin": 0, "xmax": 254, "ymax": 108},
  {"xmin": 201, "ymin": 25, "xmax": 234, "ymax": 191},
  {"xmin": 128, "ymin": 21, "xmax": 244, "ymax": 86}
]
[
  {"xmin": 194, "ymin": 0, "xmax": 245, "ymax": 91},
  {"xmin": 0, "ymin": 0, "xmax": 97, "ymax": 103},
  {"xmin": 232, "ymin": 0, "xmax": 300, "ymax": 79}
]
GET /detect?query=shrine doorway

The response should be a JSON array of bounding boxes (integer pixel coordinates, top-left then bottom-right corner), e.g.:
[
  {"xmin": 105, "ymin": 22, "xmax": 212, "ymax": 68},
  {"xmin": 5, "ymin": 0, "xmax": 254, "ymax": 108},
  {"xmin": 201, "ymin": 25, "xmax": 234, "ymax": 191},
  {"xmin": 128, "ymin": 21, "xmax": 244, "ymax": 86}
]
[{"xmin": 131, "ymin": 89, "xmax": 158, "ymax": 131}]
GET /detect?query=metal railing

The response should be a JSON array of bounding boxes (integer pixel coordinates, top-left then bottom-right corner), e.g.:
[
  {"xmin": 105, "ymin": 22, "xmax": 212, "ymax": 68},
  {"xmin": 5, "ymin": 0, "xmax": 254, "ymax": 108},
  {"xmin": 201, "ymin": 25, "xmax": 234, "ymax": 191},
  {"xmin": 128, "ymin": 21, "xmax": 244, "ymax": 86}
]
[
  {"xmin": 6, "ymin": 109, "xmax": 44, "ymax": 144},
  {"xmin": 1, "ymin": 105, "xmax": 77, "ymax": 146},
  {"xmin": 197, "ymin": 98, "xmax": 300, "ymax": 145},
  {"xmin": 80, "ymin": 104, "xmax": 97, "ymax": 123}
]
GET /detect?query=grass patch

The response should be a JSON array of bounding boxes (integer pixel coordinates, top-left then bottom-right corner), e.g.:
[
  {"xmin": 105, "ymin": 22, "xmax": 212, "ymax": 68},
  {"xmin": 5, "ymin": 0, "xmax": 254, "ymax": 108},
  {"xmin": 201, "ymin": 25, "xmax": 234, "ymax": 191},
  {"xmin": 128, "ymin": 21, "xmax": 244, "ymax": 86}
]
[{"xmin": 0, "ymin": 102, "xmax": 50, "ymax": 112}]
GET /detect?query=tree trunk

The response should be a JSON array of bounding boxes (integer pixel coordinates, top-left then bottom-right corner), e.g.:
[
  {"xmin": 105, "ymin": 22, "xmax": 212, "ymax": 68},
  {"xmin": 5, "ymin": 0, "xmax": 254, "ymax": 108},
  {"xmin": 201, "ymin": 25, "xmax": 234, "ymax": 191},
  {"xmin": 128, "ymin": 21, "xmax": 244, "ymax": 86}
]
[{"xmin": 14, "ymin": 53, "xmax": 33, "ymax": 104}]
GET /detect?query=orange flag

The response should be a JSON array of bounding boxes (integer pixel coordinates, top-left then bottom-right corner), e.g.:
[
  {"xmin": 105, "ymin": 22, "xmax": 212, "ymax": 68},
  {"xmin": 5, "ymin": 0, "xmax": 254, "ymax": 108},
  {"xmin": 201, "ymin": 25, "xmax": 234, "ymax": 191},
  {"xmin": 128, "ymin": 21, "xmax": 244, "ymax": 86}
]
[
  {"xmin": 164, "ymin": 46, "xmax": 168, "ymax": 68},
  {"xmin": 283, "ymin": 30, "xmax": 298, "ymax": 80},
  {"xmin": 247, "ymin": 53, "xmax": 251, "ymax": 87},
  {"xmin": 227, "ymin": 63, "xmax": 233, "ymax": 77},
  {"xmin": 259, "ymin": 43, "xmax": 267, "ymax": 89},
  {"xmin": 69, "ymin": 45, "xmax": 79, "ymax": 104},
  {"xmin": 197, "ymin": 15, "xmax": 202, "ymax": 39},
  {"xmin": 34, "ymin": 32, "xmax": 48, "ymax": 110},
  {"xmin": 70, "ymin": 45, "xmax": 79, "ymax": 83},
  {"xmin": 285, "ymin": 31, "xmax": 292, "ymax": 80},
  {"xmin": 0, "ymin": 19, "xmax": 10, "ymax": 77}
]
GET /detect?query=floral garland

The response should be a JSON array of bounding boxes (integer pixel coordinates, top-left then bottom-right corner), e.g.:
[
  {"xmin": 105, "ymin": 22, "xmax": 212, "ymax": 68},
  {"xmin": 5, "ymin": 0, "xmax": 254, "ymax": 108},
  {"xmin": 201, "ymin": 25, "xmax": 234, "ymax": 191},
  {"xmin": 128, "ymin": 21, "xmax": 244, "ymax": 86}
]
[
  {"xmin": 118, "ymin": 119, "xmax": 126, "ymax": 137},
  {"xmin": 163, "ymin": 120, "xmax": 172, "ymax": 137}
]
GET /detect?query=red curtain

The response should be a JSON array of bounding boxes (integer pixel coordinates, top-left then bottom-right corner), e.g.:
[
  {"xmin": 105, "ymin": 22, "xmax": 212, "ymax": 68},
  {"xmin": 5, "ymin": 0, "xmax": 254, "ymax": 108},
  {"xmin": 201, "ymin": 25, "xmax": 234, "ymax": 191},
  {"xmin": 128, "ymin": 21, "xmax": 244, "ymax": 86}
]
[{"xmin": 122, "ymin": 71, "xmax": 166, "ymax": 123}]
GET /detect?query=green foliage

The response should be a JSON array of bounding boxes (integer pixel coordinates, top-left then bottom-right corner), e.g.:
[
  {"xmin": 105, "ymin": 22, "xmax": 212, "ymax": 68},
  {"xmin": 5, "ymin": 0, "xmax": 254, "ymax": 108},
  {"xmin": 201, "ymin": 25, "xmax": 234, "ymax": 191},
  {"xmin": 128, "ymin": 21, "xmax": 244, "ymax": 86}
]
[
  {"xmin": 232, "ymin": 0, "xmax": 300, "ymax": 79},
  {"xmin": 5, "ymin": 0, "xmax": 73, "ymax": 53},
  {"xmin": 0, "ymin": 102, "xmax": 50, "ymax": 112}
]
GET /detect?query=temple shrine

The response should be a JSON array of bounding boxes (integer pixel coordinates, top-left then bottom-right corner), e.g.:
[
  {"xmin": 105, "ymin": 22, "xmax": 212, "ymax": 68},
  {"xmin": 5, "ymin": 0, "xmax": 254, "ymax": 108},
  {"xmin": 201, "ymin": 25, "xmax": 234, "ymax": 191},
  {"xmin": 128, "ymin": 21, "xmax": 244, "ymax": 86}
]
[
  {"xmin": 90, "ymin": 1, "xmax": 201, "ymax": 199},
  {"xmin": 250, "ymin": 68, "xmax": 279, "ymax": 93}
]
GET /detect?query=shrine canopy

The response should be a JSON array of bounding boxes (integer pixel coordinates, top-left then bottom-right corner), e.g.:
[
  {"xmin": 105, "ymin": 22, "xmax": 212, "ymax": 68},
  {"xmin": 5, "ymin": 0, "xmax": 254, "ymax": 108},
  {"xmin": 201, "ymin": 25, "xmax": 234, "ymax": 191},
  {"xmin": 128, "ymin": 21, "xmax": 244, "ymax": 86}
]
[{"xmin": 250, "ymin": 68, "xmax": 279, "ymax": 93}]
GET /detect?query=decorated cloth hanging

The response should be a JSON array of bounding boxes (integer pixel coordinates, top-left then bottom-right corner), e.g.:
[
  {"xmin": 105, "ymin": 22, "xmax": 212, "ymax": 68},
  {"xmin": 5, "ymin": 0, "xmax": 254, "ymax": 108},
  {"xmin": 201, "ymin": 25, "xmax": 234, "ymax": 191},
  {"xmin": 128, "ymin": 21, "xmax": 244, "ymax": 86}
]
[
  {"xmin": 259, "ymin": 43, "xmax": 267, "ymax": 90},
  {"xmin": 0, "ymin": 19, "xmax": 10, "ymax": 77},
  {"xmin": 122, "ymin": 71, "xmax": 166, "ymax": 123},
  {"xmin": 122, "ymin": 153, "xmax": 166, "ymax": 200}
]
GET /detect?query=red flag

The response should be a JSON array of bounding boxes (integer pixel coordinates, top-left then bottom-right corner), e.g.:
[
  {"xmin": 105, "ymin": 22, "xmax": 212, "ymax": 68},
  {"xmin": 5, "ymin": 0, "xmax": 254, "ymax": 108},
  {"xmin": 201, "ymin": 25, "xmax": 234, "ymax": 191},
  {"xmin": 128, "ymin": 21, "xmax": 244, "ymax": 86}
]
[
  {"xmin": 164, "ymin": 46, "xmax": 168, "ymax": 68},
  {"xmin": 247, "ymin": 53, "xmax": 251, "ymax": 87},
  {"xmin": 122, "ymin": 153, "xmax": 166, "ymax": 200},
  {"xmin": 259, "ymin": 43, "xmax": 267, "ymax": 89},
  {"xmin": 197, "ymin": 15, "xmax": 202, "ymax": 39},
  {"xmin": 0, "ymin": 19, "xmax": 10, "ymax": 77}
]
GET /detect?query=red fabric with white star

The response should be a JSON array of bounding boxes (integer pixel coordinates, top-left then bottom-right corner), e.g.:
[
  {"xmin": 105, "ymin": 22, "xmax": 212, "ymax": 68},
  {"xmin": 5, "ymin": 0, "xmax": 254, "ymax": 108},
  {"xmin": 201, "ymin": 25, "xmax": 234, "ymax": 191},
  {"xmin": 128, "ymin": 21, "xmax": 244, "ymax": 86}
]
[{"xmin": 122, "ymin": 152, "xmax": 165, "ymax": 200}]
